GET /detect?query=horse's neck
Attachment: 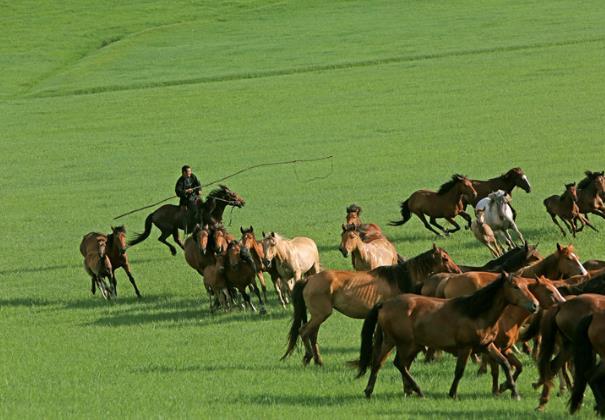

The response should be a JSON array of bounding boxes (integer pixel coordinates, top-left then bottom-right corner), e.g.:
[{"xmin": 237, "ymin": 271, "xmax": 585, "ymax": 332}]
[
  {"xmin": 476, "ymin": 289, "xmax": 510, "ymax": 328},
  {"xmin": 489, "ymin": 176, "xmax": 515, "ymax": 193},
  {"xmin": 352, "ymin": 238, "xmax": 370, "ymax": 263},
  {"xmin": 401, "ymin": 258, "xmax": 424, "ymax": 290},
  {"xmin": 211, "ymin": 199, "xmax": 227, "ymax": 219},
  {"xmin": 580, "ymin": 182, "xmax": 598, "ymax": 198},
  {"xmin": 560, "ymin": 192, "xmax": 575, "ymax": 207},
  {"xmin": 275, "ymin": 240, "xmax": 292, "ymax": 265},
  {"xmin": 520, "ymin": 255, "xmax": 555, "ymax": 278}
]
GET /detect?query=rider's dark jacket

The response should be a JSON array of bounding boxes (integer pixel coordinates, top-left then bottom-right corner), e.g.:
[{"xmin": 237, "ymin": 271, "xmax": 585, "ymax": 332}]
[{"xmin": 175, "ymin": 174, "xmax": 201, "ymax": 207}]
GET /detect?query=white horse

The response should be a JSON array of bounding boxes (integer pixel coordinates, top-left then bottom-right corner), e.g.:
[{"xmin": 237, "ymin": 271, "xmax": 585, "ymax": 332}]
[
  {"xmin": 475, "ymin": 190, "xmax": 525, "ymax": 249},
  {"xmin": 261, "ymin": 232, "xmax": 320, "ymax": 298}
]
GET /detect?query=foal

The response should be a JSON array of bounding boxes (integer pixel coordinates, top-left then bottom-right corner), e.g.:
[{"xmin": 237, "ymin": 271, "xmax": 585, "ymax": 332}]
[
  {"xmin": 544, "ymin": 183, "xmax": 596, "ymax": 237},
  {"xmin": 471, "ymin": 208, "xmax": 503, "ymax": 257}
]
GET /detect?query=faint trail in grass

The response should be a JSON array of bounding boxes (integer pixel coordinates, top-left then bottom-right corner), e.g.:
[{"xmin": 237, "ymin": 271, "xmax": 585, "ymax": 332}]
[{"xmin": 30, "ymin": 35, "xmax": 605, "ymax": 99}]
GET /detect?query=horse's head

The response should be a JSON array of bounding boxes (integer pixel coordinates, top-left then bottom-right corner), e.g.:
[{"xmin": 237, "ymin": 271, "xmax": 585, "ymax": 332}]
[
  {"xmin": 474, "ymin": 208, "xmax": 486, "ymax": 223},
  {"xmin": 226, "ymin": 240, "xmax": 241, "ymax": 266},
  {"xmin": 193, "ymin": 224, "xmax": 210, "ymax": 254},
  {"xmin": 261, "ymin": 232, "xmax": 279, "ymax": 268},
  {"xmin": 455, "ymin": 174, "xmax": 477, "ymax": 201},
  {"xmin": 213, "ymin": 226, "xmax": 230, "ymax": 255},
  {"xmin": 583, "ymin": 170, "xmax": 605, "ymax": 193},
  {"xmin": 430, "ymin": 243, "xmax": 462, "ymax": 274},
  {"xmin": 565, "ymin": 182, "xmax": 578, "ymax": 202},
  {"xmin": 345, "ymin": 204, "xmax": 362, "ymax": 226},
  {"xmin": 111, "ymin": 225, "xmax": 127, "ymax": 255},
  {"xmin": 241, "ymin": 226, "xmax": 264, "ymax": 263},
  {"xmin": 555, "ymin": 243, "xmax": 588, "ymax": 277},
  {"xmin": 339, "ymin": 223, "xmax": 360, "ymax": 258},
  {"xmin": 503, "ymin": 273, "xmax": 539, "ymax": 313},
  {"xmin": 97, "ymin": 239, "xmax": 108, "ymax": 260},
  {"xmin": 506, "ymin": 167, "xmax": 531, "ymax": 193},
  {"xmin": 524, "ymin": 243, "xmax": 543, "ymax": 265},
  {"xmin": 219, "ymin": 185, "xmax": 245, "ymax": 208},
  {"xmin": 528, "ymin": 276, "xmax": 566, "ymax": 309}
]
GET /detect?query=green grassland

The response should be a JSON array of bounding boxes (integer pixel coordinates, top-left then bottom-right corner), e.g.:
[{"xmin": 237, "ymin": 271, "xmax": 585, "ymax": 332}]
[{"xmin": 1, "ymin": 0, "xmax": 604, "ymax": 418}]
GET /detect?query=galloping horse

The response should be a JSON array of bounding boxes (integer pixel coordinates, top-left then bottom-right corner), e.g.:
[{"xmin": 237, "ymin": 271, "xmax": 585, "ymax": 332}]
[
  {"xmin": 345, "ymin": 204, "xmax": 383, "ymax": 240},
  {"xmin": 468, "ymin": 167, "xmax": 532, "ymax": 206},
  {"xmin": 80, "ymin": 232, "xmax": 113, "ymax": 300},
  {"xmin": 281, "ymin": 245, "xmax": 461, "ymax": 366},
  {"xmin": 476, "ymin": 190, "xmax": 525, "ymax": 249},
  {"xmin": 261, "ymin": 232, "xmax": 320, "ymax": 295},
  {"xmin": 225, "ymin": 241, "xmax": 266, "ymax": 314},
  {"xmin": 389, "ymin": 174, "xmax": 477, "ymax": 236},
  {"xmin": 544, "ymin": 183, "xmax": 596, "ymax": 237},
  {"xmin": 240, "ymin": 226, "xmax": 269, "ymax": 304},
  {"xmin": 103, "ymin": 226, "xmax": 141, "ymax": 297},
  {"xmin": 213, "ymin": 224, "xmax": 236, "ymax": 255},
  {"xmin": 357, "ymin": 273, "xmax": 538, "ymax": 400},
  {"xmin": 129, "ymin": 185, "xmax": 245, "ymax": 255},
  {"xmin": 339, "ymin": 224, "xmax": 399, "ymax": 270},
  {"xmin": 470, "ymin": 208, "xmax": 503, "ymax": 257},
  {"xmin": 577, "ymin": 170, "xmax": 605, "ymax": 221}
]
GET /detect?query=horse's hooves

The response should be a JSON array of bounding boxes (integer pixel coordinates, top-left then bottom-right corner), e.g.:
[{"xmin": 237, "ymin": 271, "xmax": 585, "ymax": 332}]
[
  {"xmin": 512, "ymin": 393, "xmax": 521, "ymax": 401},
  {"xmin": 531, "ymin": 382, "xmax": 541, "ymax": 390},
  {"xmin": 170, "ymin": 249, "xmax": 177, "ymax": 256},
  {"xmin": 364, "ymin": 390, "xmax": 373, "ymax": 399}
]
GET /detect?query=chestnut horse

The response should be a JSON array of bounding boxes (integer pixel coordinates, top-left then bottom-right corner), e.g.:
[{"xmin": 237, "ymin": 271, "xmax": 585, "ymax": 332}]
[
  {"xmin": 80, "ymin": 232, "xmax": 113, "ymax": 300},
  {"xmin": 577, "ymin": 170, "xmax": 605, "ymax": 221},
  {"xmin": 345, "ymin": 204, "xmax": 383, "ymax": 241},
  {"xmin": 515, "ymin": 243, "xmax": 587, "ymax": 279},
  {"xmin": 104, "ymin": 226, "xmax": 141, "ymax": 298},
  {"xmin": 389, "ymin": 174, "xmax": 477, "ymax": 236},
  {"xmin": 213, "ymin": 224, "xmax": 236, "ymax": 255},
  {"xmin": 468, "ymin": 167, "xmax": 532, "ymax": 206},
  {"xmin": 240, "ymin": 226, "xmax": 270, "ymax": 304},
  {"xmin": 339, "ymin": 224, "xmax": 399, "ymax": 270},
  {"xmin": 569, "ymin": 311, "xmax": 605, "ymax": 416},
  {"xmin": 357, "ymin": 273, "xmax": 538, "ymax": 400},
  {"xmin": 281, "ymin": 244, "xmax": 461, "ymax": 366},
  {"xmin": 544, "ymin": 183, "xmax": 596, "ymax": 237},
  {"xmin": 128, "ymin": 185, "xmax": 245, "ymax": 255},
  {"xmin": 225, "ymin": 241, "xmax": 266, "ymax": 314},
  {"xmin": 535, "ymin": 294, "xmax": 605, "ymax": 411}
]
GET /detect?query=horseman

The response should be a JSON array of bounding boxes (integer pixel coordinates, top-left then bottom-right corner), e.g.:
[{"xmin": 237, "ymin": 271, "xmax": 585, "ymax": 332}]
[{"xmin": 175, "ymin": 165, "xmax": 202, "ymax": 224}]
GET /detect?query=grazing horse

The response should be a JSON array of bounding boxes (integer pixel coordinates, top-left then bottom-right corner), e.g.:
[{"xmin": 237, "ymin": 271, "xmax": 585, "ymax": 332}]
[
  {"xmin": 261, "ymin": 232, "xmax": 320, "ymax": 295},
  {"xmin": 389, "ymin": 174, "xmax": 477, "ymax": 236},
  {"xmin": 339, "ymin": 224, "xmax": 399, "ymax": 270},
  {"xmin": 240, "ymin": 226, "xmax": 269, "ymax": 304},
  {"xmin": 128, "ymin": 185, "xmax": 245, "ymax": 255},
  {"xmin": 357, "ymin": 273, "xmax": 539, "ymax": 400},
  {"xmin": 535, "ymin": 294, "xmax": 605, "ymax": 411},
  {"xmin": 544, "ymin": 183, "xmax": 596, "ymax": 237},
  {"xmin": 80, "ymin": 233, "xmax": 113, "ymax": 300},
  {"xmin": 476, "ymin": 190, "xmax": 525, "ymax": 249},
  {"xmin": 569, "ymin": 312, "xmax": 605, "ymax": 416},
  {"xmin": 281, "ymin": 244, "xmax": 461, "ymax": 366},
  {"xmin": 104, "ymin": 226, "xmax": 141, "ymax": 298},
  {"xmin": 225, "ymin": 241, "xmax": 266, "ymax": 314},
  {"xmin": 345, "ymin": 204, "xmax": 383, "ymax": 241},
  {"xmin": 577, "ymin": 170, "xmax": 605, "ymax": 221},
  {"xmin": 470, "ymin": 208, "xmax": 503, "ymax": 257},
  {"xmin": 468, "ymin": 167, "xmax": 532, "ymax": 206}
]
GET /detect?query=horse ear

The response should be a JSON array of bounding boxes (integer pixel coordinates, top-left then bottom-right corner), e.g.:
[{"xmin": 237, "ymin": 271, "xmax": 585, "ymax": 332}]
[
  {"xmin": 240, "ymin": 226, "xmax": 245, "ymax": 234},
  {"xmin": 262, "ymin": 231, "xmax": 266, "ymax": 238},
  {"xmin": 249, "ymin": 225, "xmax": 253, "ymax": 233},
  {"xmin": 341, "ymin": 224, "xmax": 346, "ymax": 231},
  {"xmin": 556, "ymin": 242, "xmax": 563, "ymax": 252},
  {"xmin": 432, "ymin": 243, "xmax": 437, "ymax": 251},
  {"xmin": 271, "ymin": 232, "xmax": 276, "ymax": 238}
]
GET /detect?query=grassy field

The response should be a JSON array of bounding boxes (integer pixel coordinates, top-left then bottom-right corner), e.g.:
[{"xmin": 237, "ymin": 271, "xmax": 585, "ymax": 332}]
[{"xmin": 1, "ymin": 0, "xmax": 605, "ymax": 418}]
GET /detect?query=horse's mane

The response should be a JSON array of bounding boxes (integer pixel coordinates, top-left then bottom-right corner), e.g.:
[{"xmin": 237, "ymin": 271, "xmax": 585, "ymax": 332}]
[
  {"xmin": 437, "ymin": 174, "xmax": 465, "ymax": 195},
  {"xmin": 105, "ymin": 226, "xmax": 125, "ymax": 249},
  {"xmin": 482, "ymin": 245, "xmax": 526, "ymax": 270},
  {"xmin": 347, "ymin": 204, "xmax": 362, "ymax": 214},
  {"xmin": 503, "ymin": 167, "xmax": 523, "ymax": 179},
  {"xmin": 563, "ymin": 272, "xmax": 605, "ymax": 295},
  {"xmin": 577, "ymin": 171, "xmax": 602, "ymax": 190},
  {"xmin": 452, "ymin": 274, "xmax": 506, "ymax": 318},
  {"xmin": 207, "ymin": 185, "xmax": 230, "ymax": 199}
]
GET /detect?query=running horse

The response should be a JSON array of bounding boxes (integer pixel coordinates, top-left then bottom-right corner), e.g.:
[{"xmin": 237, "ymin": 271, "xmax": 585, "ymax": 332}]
[
  {"xmin": 129, "ymin": 185, "xmax": 245, "ymax": 255},
  {"xmin": 345, "ymin": 204, "xmax": 383, "ymax": 240},
  {"xmin": 544, "ymin": 183, "xmax": 596, "ymax": 237},
  {"xmin": 389, "ymin": 174, "xmax": 477, "ymax": 236},
  {"xmin": 339, "ymin": 224, "xmax": 399, "ymax": 270},
  {"xmin": 80, "ymin": 232, "xmax": 114, "ymax": 300},
  {"xmin": 281, "ymin": 244, "xmax": 461, "ymax": 366},
  {"xmin": 467, "ymin": 167, "xmax": 532, "ymax": 207},
  {"xmin": 576, "ymin": 170, "xmax": 605, "ymax": 221},
  {"xmin": 240, "ymin": 226, "xmax": 270, "ymax": 304}
]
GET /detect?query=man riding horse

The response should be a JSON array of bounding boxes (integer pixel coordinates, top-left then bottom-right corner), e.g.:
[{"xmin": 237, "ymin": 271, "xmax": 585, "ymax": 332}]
[{"xmin": 175, "ymin": 165, "xmax": 202, "ymax": 225}]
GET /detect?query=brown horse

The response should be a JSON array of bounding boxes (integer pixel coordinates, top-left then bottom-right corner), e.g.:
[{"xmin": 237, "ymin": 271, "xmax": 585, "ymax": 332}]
[
  {"xmin": 544, "ymin": 183, "xmax": 597, "ymax": 237},
  {"xmin": 458, "ymin": 242, "xmax": 542, "ymax": 273},
  {"xmin": 213, "ymin": 224, "xmax": 236, "ymax": 255},
  {"xmin": 281, "ymin": 244, "xmax": 461, "ymax": 366},
  {"xmin": 224, "ymin": 240, "xmax": 266, "ymax": 314},
  {"xmin": 468, "ymin": 167, "xmax": 532, "ymax": 206},
  {"xmin": 516, "ymin": 243, "xmax": 587, "ymax": 279},
  {"xmin": 80, "ymin": 232, "xmax": 113, "ymax": 300},
  {"xmin": 584, "ymin": 259, "xmax": 605, "ymax": 271},
  {"xmin": 577, "ymin": 170, "xmax": 605, "ymax": 221},
  {"xmin": 346, "ymin": 204, "xmax": 383, "ymax": 241},
  {"xmin": 357, "ymin": 273, "xmax": 539, "ymax": 400},
  {"xmin": 240, "ymin": 226, "xmax": 270, "ymax": 304},
  {"xmin": 339, "ymin": 224, "xmax": 399, "ymax": 270},
  {"xmin": 128, "ymin": 185, "xmax": 245, "ymax": 255},
  {"xmin": 535, "ymin": 294, "xmax": 605, "ymax": 411},
  {"xmin": 104, "ymin": 226, "xmax": 141, "ymax": 298},
  {"xmin": 569, "ymin": 311, "xmax": 605, "ymax": 416},
  {"xmin": 389, "ymin": 174, "xmax": 477, "ymax": 236}
]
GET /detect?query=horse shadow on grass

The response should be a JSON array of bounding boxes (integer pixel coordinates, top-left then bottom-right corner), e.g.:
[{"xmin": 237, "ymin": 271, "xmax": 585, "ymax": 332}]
[{"xmin": 131, "ymin": 362, "xmax": 295, "ymax": 375}]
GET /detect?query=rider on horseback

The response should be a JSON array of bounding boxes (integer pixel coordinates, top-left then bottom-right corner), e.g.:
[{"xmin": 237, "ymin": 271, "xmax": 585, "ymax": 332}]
[{"xmin": 175, "ymin": 165, "xmax": 202, "ymax": 224}]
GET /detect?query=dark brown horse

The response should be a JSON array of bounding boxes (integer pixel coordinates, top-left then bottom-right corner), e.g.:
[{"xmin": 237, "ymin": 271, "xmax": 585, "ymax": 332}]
[
  {"xmin": 104, "ymin": 226, "xmax": 141, "ymax": 298},
  {"xmin": 128, "ymin": 185, "xmax": 245, "ymax": 255},
  {"xmin": 544, "ymin": 183, "xmax": 596, "ymax": 237},
  {"xmin": 358, "ymin": 273, "xmax": 538, "ymax": 400},
  {"xmin": 467, "ymin": 168, "xmax": 531, "ymax": 207},
  {"xmin": 213, "ymin": 224, "xmax": 236, "ymax": 255},
  {"xmin": 535, "ymin": 294, "xmax": 605, "ymax": 411},
  {"xmin": 240, "ymin": 226, "xmax": 269, "ymax": 304},
  {"xmin": 577, "ymin": 170, "xmax": 605, "ymax": 221},
  {"xmin": 224, "ymin": 241, "xmax": 266, "ymax": 314},
  {"xmin": 346, "ymin": 204, "xmax": 383, "ymax": 241},
  {"xmin": 569, "ymin": 311, "xmax": 605, "ymax": 416},
  {"xmin": 389, "ymin": 174, "xmax": 477, "ymax": 236},
  {"xmin": 458, "ymin": 242, "xmax": 542, "ymax": 273},
  {"xmin": 281, "ymin": 244, "xmax": 461, "ymax": 366}
]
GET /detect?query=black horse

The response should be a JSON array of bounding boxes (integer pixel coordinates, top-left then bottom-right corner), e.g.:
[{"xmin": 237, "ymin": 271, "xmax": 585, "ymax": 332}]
[{"xmin": 128, "ymin": 185, "xmax": 245, "ymax": 255}]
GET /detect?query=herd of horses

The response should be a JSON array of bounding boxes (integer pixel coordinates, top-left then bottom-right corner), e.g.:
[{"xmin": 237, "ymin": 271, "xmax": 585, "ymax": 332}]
[{"xmin": 78, "ymin": 169, "xmax": 605, "ymax": 415}]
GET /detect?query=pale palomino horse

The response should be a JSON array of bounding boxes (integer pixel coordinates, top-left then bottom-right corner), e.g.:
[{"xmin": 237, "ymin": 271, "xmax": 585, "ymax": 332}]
[
  {"xmin": 339, "ymin": 224, "xmax": 398, "ymax": 270},
  {"xmin": 80, "ymin": 233, "xmax": 114, "ymax": 300},
  {"xmin": 261, "ymin": 232, "xmax": 320, "ymax": 296},
  {"xmin": 476, "ymin": 190, "xmax": 525, "ymax": 249}
]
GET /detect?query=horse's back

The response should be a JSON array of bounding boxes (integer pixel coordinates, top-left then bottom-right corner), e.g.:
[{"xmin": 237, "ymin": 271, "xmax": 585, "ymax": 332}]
[{"xmin": 443, "ymin": 272, "xmax": 499, "ymax": 299}]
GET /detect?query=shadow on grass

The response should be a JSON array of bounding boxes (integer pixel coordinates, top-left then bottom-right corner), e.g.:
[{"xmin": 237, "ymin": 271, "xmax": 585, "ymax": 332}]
[{"xmin": 131, "ymin": 362, "xmax": 295, "ymax": 375}]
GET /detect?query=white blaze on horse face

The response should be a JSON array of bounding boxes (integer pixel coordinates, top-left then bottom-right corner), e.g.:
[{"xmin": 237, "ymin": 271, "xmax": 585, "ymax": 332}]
[
  {"xmin": 571, "ymin": 253, "xmax": 589, "ymax": 275},
  {"xmin": 522, "ymin": 175, "xmax": 531, "ymax": 190}
]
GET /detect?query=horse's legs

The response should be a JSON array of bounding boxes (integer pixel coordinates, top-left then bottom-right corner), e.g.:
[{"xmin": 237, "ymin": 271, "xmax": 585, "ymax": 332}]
[
  {"xmin": 548, "ymin": 213, "xmax": 567, "ymax": 237},
  {"xmin": 394, "ymin": 347, "xmax": 424, "ymax": 397},
  {"xmin": 445, "ymin": 217, "xmax": 462, "ymax": 234},
  {"xmin": 509, "ymin": 222, "xmax": 525, "ymax": 246},
  {"xmin": 90, "ymin": 276, "xmax": 96, "ymax": 295},
  {"xmin": 579, "ymin": 214, "xmax": 599, "ymax": 232},
  {"xmin": 561, "ymin": 218, "xmax": 577, "ymax": 237},
  {"xmin": 300, "ymin": 299, "xmax": 333, "ymax": 366},
  {"xmin": 499, "ymin": 350, "xmax": 523, "ymax": 393},
  {"xmin": 272, "ymin": 275, "xmax": 287, "ymax": 308},
  {"xmin": 558, "ymin": 360, "xmax": 572, "ymax": 395},
  {"xmin": 239, "ymin": 287, "xmax": 256, "ymax": 312},
  {"xmin": 250, "ymin": 281, "xmax": 266, "ymax": 314},
  {"xmin": 110, "ymin": 273, "xmax": 118, "ymax": 297},
  {"xmin": 364, "ymin": 334, "xmax": 395, "ymax": 398},
  {"xmin": 588, "ymin": 363, "xmax": 605, "ymax": 415},
  {"xmin": 486, "ymin": 342, "xmax": 519, "ymax": 400},
  {"xmin": 488, "ymin": 355, "xmax": 500, "ymax": 395},
  {"xmin": 417, "ymin": 213, "xmax": 444, "ymax": 237},
  {"xmin": 458, "ymin": 211, "xmax": 473, "ymax": 229},
  {"xmin": 502, "ymin": 230, "xmax": 516, "ymax": 249},
  {"xmin": 256, "ymin": 271, "xmax": 268, "ymax": 304},
  {"xmin": 448, "ymin": 347, "xmax": 472, "ymax": 399},
  {"xmin": 158, "ymin": 230, "xmax": 178, "ymax": 255},
  {"xmin": 172, "ymin": 230, "xmax": 185, "ymax": 250},
  {"xmin": 429, "ymin": 217, "xmax": 449, "ymax": 234},
  {"xmin": 123, "ymin": 265, "xmax": 141, "ymax": 298}
]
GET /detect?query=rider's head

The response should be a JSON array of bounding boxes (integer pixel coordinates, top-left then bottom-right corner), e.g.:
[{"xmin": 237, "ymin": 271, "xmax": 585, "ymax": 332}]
[{"xmin": 181, "ymin": 165, "xmax": 192, "ymax": 178}]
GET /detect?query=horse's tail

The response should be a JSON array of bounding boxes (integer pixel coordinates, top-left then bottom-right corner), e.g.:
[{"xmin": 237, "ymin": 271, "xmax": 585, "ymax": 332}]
[
  {"xmin": 357, "ymin": 303, "xmax": 383, "ymax": 378},
  {"xmin": 389, "ymin": 199, "xmax": 411, "ymax": 226},
  {"xmin": 128, "ymin": 213, "xmax": 153, "ymax": 247},
  {"xmin": 537, "ymin": 305, "xmax": 561, "ymax": 385},
  {"xmin": 281, "ymin": 279, "xmax": 308, "ymax": 360},
  {"xmin": 569, "ymin": 314, "xmax": 595, "ymax": 414}
]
